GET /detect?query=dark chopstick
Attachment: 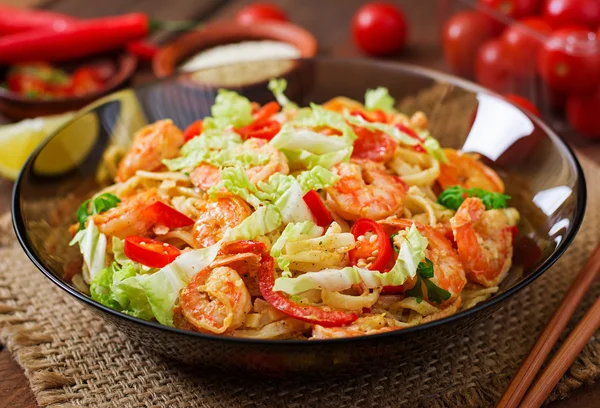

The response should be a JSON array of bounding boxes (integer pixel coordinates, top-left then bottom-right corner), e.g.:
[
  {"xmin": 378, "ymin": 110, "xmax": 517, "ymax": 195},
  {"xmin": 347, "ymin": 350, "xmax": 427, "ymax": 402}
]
[{"xmin": 497, "ymin": 244, "xmax": 600, "ymax": 408}]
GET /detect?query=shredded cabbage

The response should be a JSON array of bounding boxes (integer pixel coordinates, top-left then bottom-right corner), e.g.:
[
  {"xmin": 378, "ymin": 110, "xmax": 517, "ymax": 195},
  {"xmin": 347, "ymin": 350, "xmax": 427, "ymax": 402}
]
[
  {"xmin": 268, "ymin": 78, "xmax": 296, "ymax": 108},
  {"xmin": 69, "ymin": 220, "xmax": 107, "ymax": 282},
  {"xmin": 364, "ymin": 87, "xmax": 395, "ymax": 113},
  {"xmin": 203, "ymin": 89, "xmax": 254, "ymax": 130},
  {"xmin": 296, "ymin": 165, "xmax": 339, "ymax": 194}
]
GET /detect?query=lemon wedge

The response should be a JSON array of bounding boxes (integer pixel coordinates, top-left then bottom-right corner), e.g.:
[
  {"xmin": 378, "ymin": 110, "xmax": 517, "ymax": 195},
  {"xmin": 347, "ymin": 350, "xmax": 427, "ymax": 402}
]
[{"xmin": 0, "ymin": 113, "xmax": 75, "ymax": 180}]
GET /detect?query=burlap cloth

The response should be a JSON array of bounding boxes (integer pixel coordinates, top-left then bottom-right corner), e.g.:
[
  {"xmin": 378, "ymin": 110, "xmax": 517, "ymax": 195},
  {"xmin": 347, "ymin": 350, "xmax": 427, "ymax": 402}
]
[{"xmin": 0, "ymin": 154, "xmax": 598, "ymax": 408}]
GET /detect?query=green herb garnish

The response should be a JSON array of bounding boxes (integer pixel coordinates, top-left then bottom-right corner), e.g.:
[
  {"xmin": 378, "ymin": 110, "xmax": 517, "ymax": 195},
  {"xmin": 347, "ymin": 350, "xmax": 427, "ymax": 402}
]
[
  {"xmin": 404, "ymin": 258, "xmax": 451, "ymax": 305},
  {"xmin": 437, "ymin": 185, "xmax": 510, "ymax": 211},
  {"xmin": 76, "ymin": 193, "xmax": 121, "ymax": 231}
]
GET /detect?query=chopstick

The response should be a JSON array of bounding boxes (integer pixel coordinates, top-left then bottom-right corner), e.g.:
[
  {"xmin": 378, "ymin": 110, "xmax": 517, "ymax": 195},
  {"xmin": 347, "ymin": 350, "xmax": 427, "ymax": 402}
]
[
  {"xmin": 520, "ymin": 296, "xmax": 600, "ymax": 407},
  {"xmin": 497, "ymin": 243, "xmax": 600, "ymax": 408}
]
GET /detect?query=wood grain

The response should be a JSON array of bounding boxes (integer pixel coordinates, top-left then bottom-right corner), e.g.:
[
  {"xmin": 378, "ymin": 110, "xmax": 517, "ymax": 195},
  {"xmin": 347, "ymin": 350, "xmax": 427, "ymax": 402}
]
[{"xmin": 0, "ymin": 1, "xmax": 599, "ymax": 408}]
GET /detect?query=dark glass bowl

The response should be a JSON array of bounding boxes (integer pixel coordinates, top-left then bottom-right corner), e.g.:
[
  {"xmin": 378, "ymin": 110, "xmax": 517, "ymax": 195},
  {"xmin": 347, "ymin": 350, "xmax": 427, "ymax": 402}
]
[{"xmin": 12, "ymin": 58, "xmax": 586, "ymax": 376}]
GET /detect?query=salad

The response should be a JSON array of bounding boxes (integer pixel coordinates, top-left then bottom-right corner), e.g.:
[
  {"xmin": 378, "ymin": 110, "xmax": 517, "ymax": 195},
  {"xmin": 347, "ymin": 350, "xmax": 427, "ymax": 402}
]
[{"xmin": 69, "ymin": 79, "xmax": 519, "ymax": 339}]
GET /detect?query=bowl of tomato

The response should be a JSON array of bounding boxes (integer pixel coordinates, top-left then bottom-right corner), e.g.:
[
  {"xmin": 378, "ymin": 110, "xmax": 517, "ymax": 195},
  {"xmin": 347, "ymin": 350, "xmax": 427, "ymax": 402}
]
[
  {"xmin": 0, "ymin": 51, "xmax": 137, "ymax": 120},
  {"xmin": 440, "ymin": 0, "xmax": 600, "ymax": 139}
]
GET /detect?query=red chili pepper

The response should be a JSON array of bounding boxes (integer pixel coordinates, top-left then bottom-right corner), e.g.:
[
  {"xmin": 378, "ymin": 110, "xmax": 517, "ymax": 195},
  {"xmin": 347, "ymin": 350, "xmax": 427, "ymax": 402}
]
[
  {"xmin": 395, "ymin": 123, "xmax": 426, "ymax": 153},
  {"xmin": 141, "ymin": 202, "xmax": 194, "ymax": 229},
  {"xmin": 253, "ymin": 101, "xmax": 280, "ymax": 122},
  {"xmin": 349, "ymin": 218, "xmax": 394, "ymax": 271},
  {"xmin": 302, "ymin": 190, "xmax": 333, "ymax": 227},
  {"xmin": 183, "ymin": 120, "xmax": 203, "ymax": 142},
  {"xmin": 237, "ymin": 120, "xmax": 281, "ymax": 141},
  {"xmin": 350, "ymin": 109, "xmax": 388, "ymax": 123},
  {"xmin": 0, "ymin": 5, "xmax": 77, "ymax": 35},
  {"xmin": 126, "ymin": 40, "xmax": 159, "ymax": 61},
  {"xmin": 0, "ymin": 13, "xmax": 151, "ymax": 63},
  {"xmin": 258, "ymin": 252, "xmax": 359, "ymax": 327},
  {"xmin": 124, "ymin": 236, "xmax": 180, "ymax": 268}
]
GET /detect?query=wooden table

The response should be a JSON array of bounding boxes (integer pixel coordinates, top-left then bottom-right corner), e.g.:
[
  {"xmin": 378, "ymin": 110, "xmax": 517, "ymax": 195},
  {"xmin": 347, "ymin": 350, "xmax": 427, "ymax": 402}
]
[{"xmin": 1, "ymin": 1, "xmax": 599, "ymax": 407}]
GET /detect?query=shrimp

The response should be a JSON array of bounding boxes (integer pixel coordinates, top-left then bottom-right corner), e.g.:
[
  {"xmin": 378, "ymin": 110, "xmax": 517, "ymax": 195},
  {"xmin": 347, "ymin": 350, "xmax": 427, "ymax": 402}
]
[
  {"xmin": 116, "ymin": 119, "xmax": 185, "ymax": 182},
  {"xmin": 93, "ymin": 189, "xmax": 158, "ymax": 239},
  {"xmin": 192, "ymin": 196, "xmax": 252, "ymax": 248},
  {"xmin": 325, "ymin": 159, "xmax": 408, "ymax": 221},
  {"xmin": 437, "ymin": 148, "xmax": 505, "ymax": 193},
  {"xmin": 379, "ymin": 218, "xmax": 467, "ymax": 306},
  {"xmin": 450, "ymin": 197, "xmax": 518, "ymax": 287},
  {"xmin": 190, "ymin": 138, "xmax": 289, "ymax": 191},
  {"xmin": 180, "ymin": 266, "xmax": 252, "ymax": 334}
]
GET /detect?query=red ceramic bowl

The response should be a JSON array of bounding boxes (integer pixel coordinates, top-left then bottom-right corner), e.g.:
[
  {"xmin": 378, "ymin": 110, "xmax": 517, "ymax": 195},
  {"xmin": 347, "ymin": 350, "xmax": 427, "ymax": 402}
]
[{"xmin": 0, "ymin": 51, "xmax": 137, "ymax": 120}]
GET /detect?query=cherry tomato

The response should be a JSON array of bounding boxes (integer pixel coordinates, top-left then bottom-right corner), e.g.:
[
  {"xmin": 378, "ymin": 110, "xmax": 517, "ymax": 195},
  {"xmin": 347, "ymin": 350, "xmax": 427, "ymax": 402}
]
[
  {"xmin": 442, "ymin": 11, "xmax": 494, "ymax": 76},
  {"xmin": 352, "ymin": 2, "xmax": 408, "ymax": 56},
  {"xmin": 302, "ymin": 190, "xmax": 333, "ymax": 227},
  {"xmin": 566, "ymin": 89, "xmax": 600, "ymax": 138},
  {"xmin": 475, "ymin": 39, "xmax": 512, "ymax": 93},
  {"xmin": 183, "ymin": 120, "xmax": 203, "ymax": 142},
  {"xmin": 124, "ymin": 236, "xmax": 181, "ymax": 268},
  {"xmin": 141, "ymin": 201, "xmax": 194, "ymax": 229},
  {"xmin": 235, "ymin": 3, "xmax": 288, "ymax": 24},
  {"xmin": 69, "ymin": 67, "xmax": 104, "ymax": 96},
  {"xmin": 543, "ymin": 0, "xmax": 600, "ymax": 30},
  {"xmin": 501, "ymin": 18, "xmax": 552, "ymax": 77},
  {"xmin": 258, "ymin": 251, "xmax": 358, "ymax": 327},
  {"xmin": 479, "ymin": 0, "xmax": 542, "ymax": 18},
  {"xmin": 537, "ymin": 27, "xmax": 600, "ymax": 94},
  {"xmin": 505, "ymin": 94, "xmax": 541, "ymax": 116},
  {"xmin": 349, "ymin": 218, "xmax": 394, "ymax": 272},
  {"xmin": 237, "ymin": 119, "xmax": 281, "ymax": 140}
]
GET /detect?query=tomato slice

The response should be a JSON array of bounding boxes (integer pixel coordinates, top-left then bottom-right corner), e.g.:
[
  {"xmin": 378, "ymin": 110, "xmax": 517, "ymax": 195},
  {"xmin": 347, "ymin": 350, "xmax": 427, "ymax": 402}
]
[
  {"xmin": 395, "ymin": 123, "xmax": 426, "ymax": 153},
  {"xmin": 124, "ymin": 236, "xmax": 181, "ymax": 268},
  {"xmin": 183, "ymin": 120, "xmax": 203, "ymax": 142},
  {"xmin": 302, "ymin": 190, "xmax": 333, "ymax": 227},
  {"xmin": 348, "ymin": 218, "xmax": 394, "ymax": 271},
  {"xmin": 141, "ymin": 201, "xmax": 194, "ymax": 229},
  {"xmin": 258, "ymin": 252, "xmax": 358, "ymax": 327},
  {"xmin": 237, "ymin": 120, "xmax": 281, "ymax": 140},
  {"xmin": 253, "ymin": 101, "xmax": 280, "ymax": 122}
]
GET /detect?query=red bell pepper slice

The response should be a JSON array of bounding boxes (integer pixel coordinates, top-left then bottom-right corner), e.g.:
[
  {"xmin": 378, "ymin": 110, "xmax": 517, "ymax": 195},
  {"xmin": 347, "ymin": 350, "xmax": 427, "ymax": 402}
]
[
  {"xmin": 183, "ymin": 120, "xmax": 203, "ymax": 142},
  {"xmin": 253, "ymin": 101, "xmax": 280, "ymax": 122},
  {"xmin": 141, "ymin": 201, "xmax": 194, "ymax": 229},
  {"xmin": 302, "ymin": 190, "xmax": 333, "ymax": 227},
  {"xmin": 124, "ymin": 236, "xmax": 180, "ymax": 268},
  {"xmin": 396, "ymin": 123, "xmax": 426, "ymax": 153},
  {"xmin": 258, "ymin": 252, "xmax": 359, "ymax": 327},
  {"xmin": 237, "ymin": 120, "xmax": 281, "ymax": 141},
  {"xmin": 349, "ymin": 218, "xmax": 394, "ymax": 271},
  {"xmin": 350, "ymin": 109, "xmax": 388, "ymax": 124}
]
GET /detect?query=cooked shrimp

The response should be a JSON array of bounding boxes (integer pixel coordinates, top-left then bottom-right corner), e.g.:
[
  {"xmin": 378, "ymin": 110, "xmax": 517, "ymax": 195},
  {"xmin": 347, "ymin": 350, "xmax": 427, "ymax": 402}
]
[
  {"xmin": 116, "ymin": 119, "xmax": 185, "ymax": 182},
  {"xmin": 437, "ymin": 148, "xmax": 505, "ymax": 193},
  {"xmin": 93, "ymin": 189, "xmax": 158, "ymax": 239},
  {"xmin": 190, "ymin": 138, "xmax": 289, "ymax": 191},
  {"xmin": 325, "ymin": 159, "xmax": 408, "ymax": 221},
  {"xmin": 192, "ymin": 196, "xmax": 252, "ymax": 248},
  {"xmin": 180, "ymin": 266, "xmax": 252, "ymax": 334},
  {"xmin": 450, "ymin": 197, "xmax": 518, "ymax": 287},
  {"xmin": 379, "ymin": 218, "xmax": 467, "ymax": 305}
]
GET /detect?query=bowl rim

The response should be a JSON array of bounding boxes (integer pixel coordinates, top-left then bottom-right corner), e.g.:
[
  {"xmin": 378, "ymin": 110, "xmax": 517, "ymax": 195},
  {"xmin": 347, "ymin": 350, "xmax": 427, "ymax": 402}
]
[
  {"xmin": 0, "ymin": 52, "xmax": 138, "ymax": 105},
  {"xmin": 11, "ymin": 56, "xmax": 587, "ymax": 346}
]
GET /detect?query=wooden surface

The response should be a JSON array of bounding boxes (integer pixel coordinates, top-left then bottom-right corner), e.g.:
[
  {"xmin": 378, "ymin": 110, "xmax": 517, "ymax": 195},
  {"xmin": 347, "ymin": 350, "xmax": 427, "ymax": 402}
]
[{"xmin": 0, "ymin": 1, "xmax": 599, "ymax": 407}]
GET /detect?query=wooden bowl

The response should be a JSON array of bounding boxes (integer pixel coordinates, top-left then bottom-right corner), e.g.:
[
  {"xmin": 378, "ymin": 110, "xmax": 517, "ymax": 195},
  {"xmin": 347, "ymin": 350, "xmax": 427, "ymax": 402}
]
[
  {"xmin": 0, "ymin": 52, "xmax": 137, "ymax": 120},
  {"xmin": 153, "ymin": 20, "xmax": 318, "ymax": 78}
]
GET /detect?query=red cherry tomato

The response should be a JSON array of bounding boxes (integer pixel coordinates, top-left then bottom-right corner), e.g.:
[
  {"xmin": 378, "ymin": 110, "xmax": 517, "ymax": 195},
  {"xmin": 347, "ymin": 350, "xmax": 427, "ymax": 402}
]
[
  {"xmin": 124, "ymin": 236, "xmax": 181, "ymax": 268},
  {"xmin": 543, "ymin": 0, "xmax": 600, "ymax": 30},
  {"xmin": 566, "ymin": 89, "xmax": 600, "ymax": 138},
  {"xmin": 537, "ymin": 27, "xmax": 600, "ymax": 94},
  {"xmin": 501, "ymin": 18, "xmax": 552, "ymax": 77},
  {"xmin": 141, "ymin": 201, "xmax": 194, "ymax": 229},
  {"xmin": 183, "ymin": 120, "xmax": 203, "ymax": 142},
  {"xmin": 479, "ymin": 0, "xmax": 542, "ymax": 18},
  {"xmin": 352, "ymin": 2, "xmax": 408, "ymax": 56},
  {"xmin": 442, "ymin": 11, "xmax": 494, "ymax": 76},
  {"xmin": 349, "ymin": 218, "xmax": 394, "ymax": 272},
  {"xmin": 302, "ymin": 190, "xmax": 333, "ymax": 227},
  {"xmin": 475, "ymin": 39, "xmax": 512, "ymax": 93},
  {"xmin": 505, "ymin": 94, "xmax": 541, "ymax": 116},
  {"xmin": 237, "ymin": 119, "xmax": 281, "ymax": 140},
  {"xmin": 235, "ymin": 3, "xmax": 288, "ymax": 24}
]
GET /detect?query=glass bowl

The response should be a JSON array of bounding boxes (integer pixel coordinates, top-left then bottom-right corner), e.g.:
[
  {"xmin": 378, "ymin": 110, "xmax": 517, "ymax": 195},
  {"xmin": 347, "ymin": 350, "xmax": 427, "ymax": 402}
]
[{"xmin": 12, "ymin": 58, "xmax": 586, "ymax": 376}]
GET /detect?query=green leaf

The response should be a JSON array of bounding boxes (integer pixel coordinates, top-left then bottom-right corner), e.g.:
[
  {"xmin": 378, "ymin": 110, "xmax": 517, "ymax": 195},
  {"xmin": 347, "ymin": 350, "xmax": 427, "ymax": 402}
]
[
  {"xmin": 404, "ymin": 257, "xmax": 451, "ymax": 306},
  {"xmin": 404, "ymin": 275, "xmax": 423, "ymax": 304},
  {"xmin": 295, "ymin": 166, "xmax": 339, "ymax": 194},
  {"xmin": 423, "ymin": 277, "xmax": 451, "ymax": 305},
  {"xmin": 417, "ymin": 258, "xmax": 434, "ymax": 279},
  {"xmin": 203, "ymin": 89, "xmax": 254, "ymax": 130},
  {"xmin": 76, "ymin": 193, "xmax": 121, "ymax": 231},
  {"xmin": 437, "ymin": 185, "xmax": 511, "ymax": 211},
  {"xmin": 364, "ymin": 87, "xmax": 395, "ymax": 113}
]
